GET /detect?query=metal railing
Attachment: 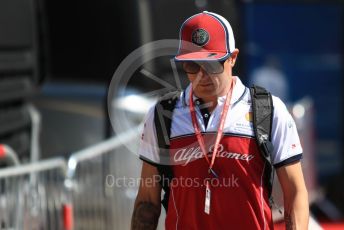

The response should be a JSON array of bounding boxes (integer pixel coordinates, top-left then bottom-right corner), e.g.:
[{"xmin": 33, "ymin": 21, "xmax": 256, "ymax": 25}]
[
  {"xmin": 0, "ymin": 124, "xmax": 144, "ymax": 230},
  {"xmin": 0, "ymin": 158, "xmax": 68, "ymax": 230},
  {"xmin": 65, "ymin": 125, "xmax": 142, "ymax": 230}
]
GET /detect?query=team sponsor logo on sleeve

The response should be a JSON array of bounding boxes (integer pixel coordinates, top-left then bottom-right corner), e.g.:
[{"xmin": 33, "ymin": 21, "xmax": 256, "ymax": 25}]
[
  {"xmin": 288, "ymin": 119, "xmax": 294, "ymax": 128},
  {"xmin": 141, "ymin": 123, "xmax": 146, "ymax": 140},
  {"xmin": 291, "ymin": 144, "xmax": 297, "ymax": 149}
]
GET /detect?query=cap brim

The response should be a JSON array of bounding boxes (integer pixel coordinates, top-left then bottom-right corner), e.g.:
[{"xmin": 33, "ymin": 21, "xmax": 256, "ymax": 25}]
[{"xmin": 174, "ymin": 51, "xmax": 230, "ymax": 62}]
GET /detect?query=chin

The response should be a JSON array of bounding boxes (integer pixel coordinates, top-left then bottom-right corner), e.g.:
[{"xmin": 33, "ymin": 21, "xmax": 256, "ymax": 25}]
[{"xmin": 196, "ymin": 86, "xmax": 217, "ymax": 97}]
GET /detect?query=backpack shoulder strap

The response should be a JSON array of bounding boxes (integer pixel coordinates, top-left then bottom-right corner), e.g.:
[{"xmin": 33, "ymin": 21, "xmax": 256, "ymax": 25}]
[
  {"xmin": 153, "ymin": 90, "xmax": 181, "ymax": 211},
  {"xmin": 154, "ymin": 90, "xmax": 181, "ymax": 154},
  {"xmin": 250, "ymin": 85, "xmax": 274, "ymax": 198}
]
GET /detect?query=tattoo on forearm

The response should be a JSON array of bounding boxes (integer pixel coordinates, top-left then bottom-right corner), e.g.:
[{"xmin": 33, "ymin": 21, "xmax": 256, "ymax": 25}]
[
  {"xmin": 131, "ymin": 201, "xmax": 160, "ymax": 230},
  {"xmin": 285, "ymin": 212, "xmax": 294, "ymax": 230}
]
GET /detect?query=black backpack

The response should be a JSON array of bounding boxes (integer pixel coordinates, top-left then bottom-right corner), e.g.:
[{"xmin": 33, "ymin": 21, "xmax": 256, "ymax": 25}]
[{"xmin": 154, "ymin": 85, "xmax": 274, "ymax": 211}]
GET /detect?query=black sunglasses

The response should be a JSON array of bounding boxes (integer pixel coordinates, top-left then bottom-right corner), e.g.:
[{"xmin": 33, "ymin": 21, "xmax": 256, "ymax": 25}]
[{"xmin": 182, "ymin": 61, "xmax": 225, "ymax": 74}]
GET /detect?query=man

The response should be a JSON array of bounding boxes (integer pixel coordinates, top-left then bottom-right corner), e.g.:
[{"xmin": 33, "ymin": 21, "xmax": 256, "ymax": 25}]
[{"xmin": 132, "ymin": 11, "xmax": 309, "ymax": 229}]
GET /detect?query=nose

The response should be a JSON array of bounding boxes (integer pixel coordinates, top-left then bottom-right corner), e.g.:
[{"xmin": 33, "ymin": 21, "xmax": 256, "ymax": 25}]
[
  {"xmin": 195, "ymin": 69, "xmax": 212, "ymax": 85},
  {"xmin": 197, "ymin": 67, "xmax": 211, "ymax": 79}
]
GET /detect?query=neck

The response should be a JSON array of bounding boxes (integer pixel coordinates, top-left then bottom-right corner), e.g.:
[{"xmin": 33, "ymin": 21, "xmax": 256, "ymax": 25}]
[
  {"xmin": 218, "ymin": 78, "xmax": 233, "ymax": 97},
  {"xmin": 200, "ymin": 96, "xmax": 217, "ymax": 112}
]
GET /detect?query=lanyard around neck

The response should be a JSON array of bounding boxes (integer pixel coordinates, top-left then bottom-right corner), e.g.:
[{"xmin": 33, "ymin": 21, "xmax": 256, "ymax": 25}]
[{"xmin": 189, "ymin": 79, "xmax": 235, "ymax": 174}]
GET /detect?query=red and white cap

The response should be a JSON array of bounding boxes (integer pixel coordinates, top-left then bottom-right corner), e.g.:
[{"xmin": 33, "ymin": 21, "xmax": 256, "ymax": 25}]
[{"xmin": 175, "ymin": 11, "xmax": 235, "ymax": 62}]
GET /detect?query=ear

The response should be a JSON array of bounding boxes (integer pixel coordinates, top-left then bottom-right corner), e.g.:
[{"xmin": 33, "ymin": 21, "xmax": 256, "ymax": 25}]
[{"xmin": 229, "ymin": 49, "xmax": 239, "ymax": 67}]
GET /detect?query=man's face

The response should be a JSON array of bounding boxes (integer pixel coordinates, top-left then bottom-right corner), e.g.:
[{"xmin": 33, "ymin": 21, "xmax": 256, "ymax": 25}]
[{"xmin": 183, "ymin": 49, "xmax": 239, "ymax": 98}]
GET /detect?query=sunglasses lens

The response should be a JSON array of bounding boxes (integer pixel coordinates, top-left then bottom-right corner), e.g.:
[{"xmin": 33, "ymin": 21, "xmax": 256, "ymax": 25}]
[
  {"xmin": 203, "ymin": 62, "xmax": 224, "ymax": 74},
  {"xmin": 183, "ymin": 62, "xmax": 200, "ymax": 74},
  {"xmin": 182, "ymin": 61, "xmax": 225, "ymax": 74}
]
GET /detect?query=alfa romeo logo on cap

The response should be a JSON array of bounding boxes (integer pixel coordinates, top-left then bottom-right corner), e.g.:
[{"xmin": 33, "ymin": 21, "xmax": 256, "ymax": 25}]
[{"xmin": 191, "ymin": 28, "xmax": 209, "ymax": 46}]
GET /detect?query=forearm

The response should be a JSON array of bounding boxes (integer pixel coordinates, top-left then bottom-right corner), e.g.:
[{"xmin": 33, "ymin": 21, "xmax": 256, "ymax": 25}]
[
  {"xmin": 284, "ymin": 189, "xmax": 309, "ymax": 230},
  {"xmin": 131, "ymin": 201, "xmax": 161, "ymax": 230},
  {"xmin": 132, "ymin": 162, "xmax": 162, "ymax": 229}
]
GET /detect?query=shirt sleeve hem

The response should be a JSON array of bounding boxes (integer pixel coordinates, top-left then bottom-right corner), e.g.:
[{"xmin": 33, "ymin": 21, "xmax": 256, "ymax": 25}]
[
  {"xmin": 273, "ymin": 153, "xmax": 303, "ymax": 168},
  {"xmin": 139, "ymin": 155, "xmax": 161, "ymax": 167}
]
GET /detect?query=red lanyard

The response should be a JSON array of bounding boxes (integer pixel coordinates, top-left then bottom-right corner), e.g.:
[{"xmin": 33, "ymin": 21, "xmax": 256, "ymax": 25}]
[{"xmin": 189, "ymin": 79, "xmax": 235, "ymax": 176}]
